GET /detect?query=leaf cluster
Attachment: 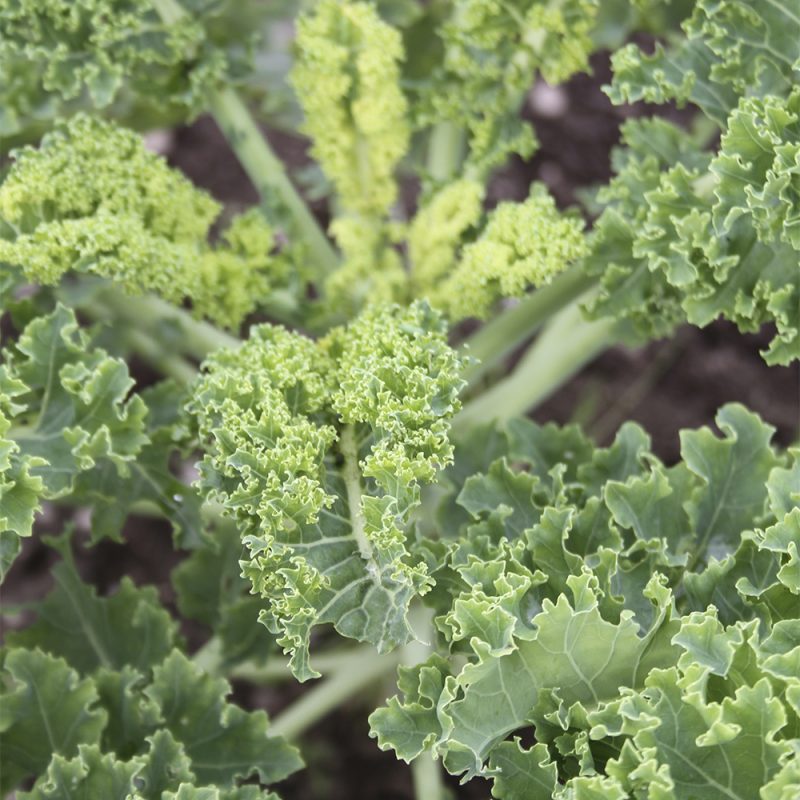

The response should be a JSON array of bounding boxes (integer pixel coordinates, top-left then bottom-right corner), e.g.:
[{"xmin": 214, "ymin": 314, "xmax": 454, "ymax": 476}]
[{"xmin": 371, "ymin": 405, "xmax": 800, "ymax": 798}]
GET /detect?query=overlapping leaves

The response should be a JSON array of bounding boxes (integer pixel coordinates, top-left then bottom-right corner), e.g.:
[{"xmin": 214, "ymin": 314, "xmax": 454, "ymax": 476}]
[
  {"xmin": 0, "ymin": 537, "xmax": 301, "ymax": 798},
  {"xmin": 0, "ymin": 305, "xmax": 147, "ymax": 577},
  {"xmin": 370, "ymin": 405, "xmax": 800, "ymax": 798},
  {"xmin": 0, "ymin": 0, "xmax": 264, "ymax": 141},
  {"xmin": 0, "ymin": 115, "xmax": 290, "ymax": 330},
  {"xmin": 585, "ymin": 0, "xmax": 800, "ymax": 364}
]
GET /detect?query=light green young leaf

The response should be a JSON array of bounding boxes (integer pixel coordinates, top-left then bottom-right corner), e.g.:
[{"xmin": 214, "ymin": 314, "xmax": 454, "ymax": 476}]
[
  {"xmin": 0, "ymin": 116, "xmax": 286, "ymax": 330},
  {"xmin": 432, "ymin": 184, "xmax": 588, "ymax": 321},
  {"xmin": 291, "ymin": 0, "xmax": 409, "ymax": 217},
  {"xmin": 190, "ymin": 301, "xmax": 464, "ymax": 680}
]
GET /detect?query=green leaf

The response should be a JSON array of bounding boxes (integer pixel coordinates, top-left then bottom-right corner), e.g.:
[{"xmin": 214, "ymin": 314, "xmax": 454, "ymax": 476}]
[
  {"xmin": 134, "ymin": 729, "xmax": 195, "ymax": 798},
  {"xmin": 172, "ymin": 526, "xmax": 273, "ymax": 666},
  {"xmin": 18, "ymin": 745, "xmax": 142, "ymax": 800},
  {"xmin": 74, "ymin": 380, "xmax": 205, "ymax": 548},
  {"xmin": 0, "ymin": 304, "xmax": 149, "ymax": 573},
  {"xmin": 374, "ymin": 407, "xmax": 793, "ymax": 796},
  {"xmin": 145, "ymin": 651, "xmax": 302, "ymax": 787},
  {"xmin": 0, "ymin": 649, "xmax": 107, "ymax": 793},
  {"xmin": 0, "ymin": 0, "xmax": 264, "ymax": 136},
  {"xmin": 680, "ymin": 404, "xmax": 780, "ymax": 567},
  {"xmin": 191, "ymin": 302, "xmax": 464, "ymax": 680},
  {"xmin": 94, "ymin": 667, "xmax": 163, "ymax": 760},
  {"xmin": 0, "ymin": 118, "xmax": 287, "ymax": 330},
  {"xmin": 5, "ymin": 537, "xmax": 179, "ymax": 674},
  {"xmin": 487, "ymin": 740, "xmax": 558, "ymax": 799},
  {"xmin": 609, "ymin": 0, "xmax": 800, "ymax": 123},
  {"xmin": 611, "ymin": 672, "xmax": 791, "ymax": 799}
]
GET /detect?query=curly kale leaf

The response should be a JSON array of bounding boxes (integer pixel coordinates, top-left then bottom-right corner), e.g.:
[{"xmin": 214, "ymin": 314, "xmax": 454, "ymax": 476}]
[
  {"xmin": 0, "ymin": 0, "xmax": 263, "ymax": 139},
  {"xmin": 189, "ymin": 301, "xmax": 465, "ymax": 680},
  {"xmin": 370, "ymin": 406, "xmax": 799, "ymax": 798},
  {"xmin": 0, "ymin": 115, "xmax": 288, "ymax": 330},
  {"xmin": 0, "ymin": 305, "xmax": 148, "ymax": 577}
]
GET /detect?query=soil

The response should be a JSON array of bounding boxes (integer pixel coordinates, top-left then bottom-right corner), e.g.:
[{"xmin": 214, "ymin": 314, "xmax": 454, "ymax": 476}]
[{"xmin": 3, "ymin": 48, "xmax": 799, "ymax": 800}]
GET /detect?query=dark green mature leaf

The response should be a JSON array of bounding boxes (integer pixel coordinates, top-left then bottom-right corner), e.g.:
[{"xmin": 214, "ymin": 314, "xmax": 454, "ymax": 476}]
[
  {"xmin": 75, "ymin": 380, "xmax": 205, "ymax": 548},
  {"xmin": 0, "ymin": 649, "xmax": 107, "ymax": 793},
  {"xmin": 146, "ymin": 650, "xmax": 302, "ymax": 787},
  {"xmin": 610, "ymin": 0, "xmax": 800, "ymax": 120},
  {"xmin": 134, "ymin": 729, "xmax": 195, "ymax": 798},
  {"xmin": 173, "ymin": 526, "xmax": 273, "ymax": 665},
  {"xmin": 0, "ymin": 0, "xmax": 265, "ymax": 140},
  {"xmin": 5, "ymin": 537, "xmax": 179, "ymax": 673},
  {"xmin": 589, "ymin": 1, "xmax": 800, "ymax": 364},
  {"xmin": 95, "ymin": 667, "xmax": 164, "ymax": 759}
]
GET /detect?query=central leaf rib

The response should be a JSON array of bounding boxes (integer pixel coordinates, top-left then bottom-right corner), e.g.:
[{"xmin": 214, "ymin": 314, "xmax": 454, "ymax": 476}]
[{"xmin": 340, "ymin": 424, "xmax": 374, "ymax": 566}]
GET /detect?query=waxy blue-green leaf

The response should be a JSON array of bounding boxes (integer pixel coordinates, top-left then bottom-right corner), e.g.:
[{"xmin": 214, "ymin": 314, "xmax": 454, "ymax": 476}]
[
  {"xmin": 0, "ymin": 649, "xmax": 107, "ymax": 793},
  {"xmin": 146, "ymin": 650, "xmax": 302, "ymax": 787},
  {"xmin": 374, "ymin": 405, "xmax": 798, "ymax": 796},
  {"xmin": 4, "ymin": 536, "xmax": 178, "ymax": 673},
  {"xmin": 18, "ymin": 744, "xmax": 143, "ymax": 800}
]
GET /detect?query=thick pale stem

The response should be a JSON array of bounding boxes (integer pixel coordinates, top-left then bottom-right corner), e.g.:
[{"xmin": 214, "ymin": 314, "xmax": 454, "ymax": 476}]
[
  {"xmin": 426, "ymin": 121, "xmax": 466, "ymax": 182},
  {"xmin": 150, "ymin": 0, "xmax": 339, "ymax": 279},
  {"xmin": 207, "ymin": 88, "xmax": 340, "ymax": 277},
  {"xmin": 227, "ymin": 644, "xmax": 385, "ymax": 683},
  {"xmin": 412, "ymin": 754, "xmax": 444, "ymax": 800},
  {"xmin": 270, "ymin": 648, "xmax": 402, "ymax": 740},
  {"xmin": 454, "ymin": 304, "xmax": 619, "ymax": 432},
  {"xmin": 91, "ymin": 287, "xmax": 238, "ymax": 362},
  {"xmin": 402, "ymin": 607, "xmax": 445, "ymax": 800},
  {"xmin": 460, "ymin": 267, "xmax": 597, "ymax": 386},
  {"xmin": 340, "ymin": 424, "xmax": 373, "ymax": 563}
]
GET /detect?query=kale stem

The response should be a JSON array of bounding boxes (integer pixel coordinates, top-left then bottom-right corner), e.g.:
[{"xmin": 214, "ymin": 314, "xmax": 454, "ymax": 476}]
[
  {"xmin": 206, "ymin": 88, "xmax": 340, "ymax": 278},
  {"xmin": 90, "ymin": 287, "xmax": 238, "ymax": 362},
  {"xmin": 453, "ymin": 302, "xmax": 619, "ymax": 432},
  {"xmin": 403, "ymin": 607, "xmax": 445, "ymax": 800},
  {"xmin": 460, "ymin": 266, "xmax": 597, "ymax": 386},
  {"xmin": 269, "ymin": 647, "xmax": 402, "ymax": 740},
  {"xmin": 426, "ymin": 121, "xmax": 466, "ymax": 181},
  {"xmin": 150, "ymin": 0, "xmax": 339, "ymax": 279},
  {"xmin": 226, "ymin": 644, "xmax": 384, "ymax": 682},
  {"xmin": 411, "ymin": 752, "xmax": 445, "ymax": 800}
]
